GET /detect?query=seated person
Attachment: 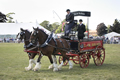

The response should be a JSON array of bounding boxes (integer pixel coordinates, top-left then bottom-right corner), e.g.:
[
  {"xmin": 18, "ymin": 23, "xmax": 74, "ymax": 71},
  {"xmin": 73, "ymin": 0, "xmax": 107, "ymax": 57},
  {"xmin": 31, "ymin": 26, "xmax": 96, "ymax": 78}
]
[{"xmin": 77, "ymin": 19, "xmax": 86, "ymax": 41}]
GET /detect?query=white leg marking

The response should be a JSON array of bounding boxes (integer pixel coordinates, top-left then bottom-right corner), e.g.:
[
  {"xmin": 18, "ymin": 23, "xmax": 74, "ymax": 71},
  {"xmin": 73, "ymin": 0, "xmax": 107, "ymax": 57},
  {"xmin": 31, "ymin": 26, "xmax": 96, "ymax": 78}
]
[
  {"xmin": 32, "ymin": 59, "xmax": 36, "ymax": 64},
  {"xmin": 52, "ymin": 55, "xmax": 58, "ymax": 71},
  {"xmin": 58, "ymin": 61, "xmax": 63, "ymax": 70},
  {"xmin": 48, "ymin": 64, "xmax": 54, "ymax": 69},
  {"xmin": 25, "ymin": 59, "xmax": 34, "ymax": 71},
  {"xmin": 68, "ymin": 61, "xmax": 73, "ymax": 69},
  {"xmin": 33, "ymin": 62, "xmax": 41, "ymax": 71},
  {"xmin": 53, "ymin": 63, "xmax": 58, "ymax": 72}
]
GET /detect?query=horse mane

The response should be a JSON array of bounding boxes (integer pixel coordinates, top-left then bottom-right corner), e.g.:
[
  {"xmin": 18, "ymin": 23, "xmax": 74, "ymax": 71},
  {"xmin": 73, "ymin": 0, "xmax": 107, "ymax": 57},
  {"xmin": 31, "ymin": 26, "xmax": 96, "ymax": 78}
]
[
  {"xmin": 25, "ymin": 29, "xmax": 31, "ymax": 33},
  {"xmin": 38, "ymin": 28, "xmax": 49, "ymax": 36}
]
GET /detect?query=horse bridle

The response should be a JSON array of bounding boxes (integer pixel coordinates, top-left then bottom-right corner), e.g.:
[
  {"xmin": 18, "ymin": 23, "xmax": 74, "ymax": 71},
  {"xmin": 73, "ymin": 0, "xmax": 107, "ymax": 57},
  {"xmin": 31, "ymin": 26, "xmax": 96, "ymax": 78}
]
[
  {"xmin": 18, "ymin": 31, "xmax": 30, "ymax": 41},
  {"xmin": 31, "ymin": 30, "xmax": 39, "ymax": 44}
]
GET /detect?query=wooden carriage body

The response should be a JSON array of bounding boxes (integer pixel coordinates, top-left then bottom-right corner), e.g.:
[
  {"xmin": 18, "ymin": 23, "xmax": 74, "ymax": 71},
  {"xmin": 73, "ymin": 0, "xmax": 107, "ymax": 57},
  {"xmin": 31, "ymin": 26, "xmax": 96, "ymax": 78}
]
[
  {"xmin": 70, "ymin": 39, "xmax": 103, "ymax": 52},
  {"xmin": 59, "ymin": 38, "xmax": 105, "ymax": 68}
]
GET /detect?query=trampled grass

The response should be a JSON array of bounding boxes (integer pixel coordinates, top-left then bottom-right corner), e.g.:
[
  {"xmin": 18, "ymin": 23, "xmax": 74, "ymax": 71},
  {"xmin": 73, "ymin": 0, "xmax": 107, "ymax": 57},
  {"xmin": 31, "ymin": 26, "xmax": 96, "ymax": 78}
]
[{"xmin": 0, "ymin": 43, "xmax": 120, "ymax": 80}]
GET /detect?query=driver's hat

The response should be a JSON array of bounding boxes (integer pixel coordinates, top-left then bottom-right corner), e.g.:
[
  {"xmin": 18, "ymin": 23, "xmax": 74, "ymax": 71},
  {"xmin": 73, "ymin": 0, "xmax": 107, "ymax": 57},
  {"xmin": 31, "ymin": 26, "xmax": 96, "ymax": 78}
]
[
  {"xmin": 66, "ymin": 9, "xmax": 70, "ymax": 12},
  {"xmin": 79, "ymin": 19, "xmax": 83, "ymax": 22}
]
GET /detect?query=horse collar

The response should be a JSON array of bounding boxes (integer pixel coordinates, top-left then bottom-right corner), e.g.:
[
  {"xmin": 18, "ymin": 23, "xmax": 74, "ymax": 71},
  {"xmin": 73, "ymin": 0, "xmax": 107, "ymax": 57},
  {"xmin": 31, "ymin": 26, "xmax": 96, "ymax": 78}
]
[{"xmin": 39, "ymin": 32, "xmax": 53, "ymax": 48}]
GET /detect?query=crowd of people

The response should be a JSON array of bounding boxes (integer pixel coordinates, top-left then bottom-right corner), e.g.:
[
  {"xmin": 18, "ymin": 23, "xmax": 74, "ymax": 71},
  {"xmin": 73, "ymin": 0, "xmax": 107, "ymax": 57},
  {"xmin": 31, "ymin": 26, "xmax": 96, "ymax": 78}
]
[
  {"xmin": 0, "ymin": 37, "xmax": 19, "ymax": 43},
  {"xmin": 103, "ymin": 37, "xmax": 120, "ymax": 44}
]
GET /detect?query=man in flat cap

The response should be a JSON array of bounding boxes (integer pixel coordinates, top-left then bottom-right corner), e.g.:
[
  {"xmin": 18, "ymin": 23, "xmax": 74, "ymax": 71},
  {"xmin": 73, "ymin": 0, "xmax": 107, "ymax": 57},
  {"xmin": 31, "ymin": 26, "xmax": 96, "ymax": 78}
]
[
  {"xmin": 77, "ymin": 19, "xmax": 86, "ymax": 41},
  {"xmin": 64, "ymin": 9, "xmax": 74, "ymax": 37}
]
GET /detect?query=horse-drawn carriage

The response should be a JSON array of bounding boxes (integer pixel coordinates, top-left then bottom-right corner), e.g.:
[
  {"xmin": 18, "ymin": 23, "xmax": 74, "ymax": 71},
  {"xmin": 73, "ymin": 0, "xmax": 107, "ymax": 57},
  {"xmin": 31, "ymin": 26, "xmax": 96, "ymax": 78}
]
[
  {"xmin": 18, "ymin": 11, "xmax": 105, "ymax": 71},
  {"xmin": 59, "ymin": 11, "xmax": 105, "ymax": 68},
  {"xmin": 58, "ymin": 37, "xmax": 105, "ymax": 68}
]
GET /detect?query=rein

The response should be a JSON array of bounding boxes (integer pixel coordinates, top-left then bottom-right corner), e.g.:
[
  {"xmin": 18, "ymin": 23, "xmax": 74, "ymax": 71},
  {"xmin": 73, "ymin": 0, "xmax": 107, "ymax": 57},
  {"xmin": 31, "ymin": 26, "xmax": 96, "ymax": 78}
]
[
  {"xmin": 44, "ymin": 43, "xmax": 69, "ymax": 52},
  {"xmin": 29, "ymin": 40, "xmax": 69, "ymax": 52},
  {"xmin": 31, "ymin": 29, "xmax": 70, "ymax": 52},
  {"xmin": 24, "ymin": 39, "xmax": 30, "ymax": 41}
]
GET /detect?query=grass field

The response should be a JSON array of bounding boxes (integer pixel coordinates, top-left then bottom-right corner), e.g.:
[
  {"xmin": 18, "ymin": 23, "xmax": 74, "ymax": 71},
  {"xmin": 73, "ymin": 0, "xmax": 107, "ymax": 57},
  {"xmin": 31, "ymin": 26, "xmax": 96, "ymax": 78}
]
[{"xmin": 0, "ymin": 43, "xmax": 120, "ymax": 80}]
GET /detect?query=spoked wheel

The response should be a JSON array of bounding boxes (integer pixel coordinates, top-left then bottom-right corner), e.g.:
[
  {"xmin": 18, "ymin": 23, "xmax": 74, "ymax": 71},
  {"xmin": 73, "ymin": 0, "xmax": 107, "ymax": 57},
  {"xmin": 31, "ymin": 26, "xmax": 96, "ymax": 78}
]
[
  {"xmin": 72, "ymin": 55, "xmax": 80, "ymax": 64},
  {"xmin": 93, "ymin": 48, "xmax": 105, "ymax": 66},
  {"xmin": 58, "ymin": 56, "xmax": 68, "ymax": 66},
  {"xmin": 79, "ymin": 53, "xmax": 89, "ymax": 68}
]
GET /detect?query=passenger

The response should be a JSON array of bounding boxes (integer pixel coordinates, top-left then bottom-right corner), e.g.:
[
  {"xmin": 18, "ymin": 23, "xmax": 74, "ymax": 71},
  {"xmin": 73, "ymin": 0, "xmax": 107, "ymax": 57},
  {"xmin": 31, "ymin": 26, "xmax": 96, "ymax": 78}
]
[
  {"xmin": 64, "ymin": 9, "xmax": 74, "ymax": 37},
  {"xmin": 77, "ymin": 19, "xmax": 86, "ymax": 41}
]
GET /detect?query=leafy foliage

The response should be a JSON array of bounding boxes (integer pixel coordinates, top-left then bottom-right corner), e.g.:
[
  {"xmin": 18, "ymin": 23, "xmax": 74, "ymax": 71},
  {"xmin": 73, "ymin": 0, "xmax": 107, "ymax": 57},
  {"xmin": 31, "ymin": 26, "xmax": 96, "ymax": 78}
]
[
  {"xmin": 55, "ymin": 19, "xmax": 65, "ymax": 33},
  {"xmin": 6, "ymin": 12, "xmax": 15, "ymax": 23},
  {"xmin": 108, "ymin": 19, "xmax": 120, "ymax": 33},
  {"xmin": 51, "ymin": 22, "xmax": 60, "ymax": 31},
  {"xmin": 40, "ymin": 20, "xmax": 60, "ymax": 31},
  {"xmin": 96, "ymin": 23, "xmax": 107, "ymax": 36},
  {"xmin": 40, "ymin": 20, "xmax": 52, "ymax": 31}
]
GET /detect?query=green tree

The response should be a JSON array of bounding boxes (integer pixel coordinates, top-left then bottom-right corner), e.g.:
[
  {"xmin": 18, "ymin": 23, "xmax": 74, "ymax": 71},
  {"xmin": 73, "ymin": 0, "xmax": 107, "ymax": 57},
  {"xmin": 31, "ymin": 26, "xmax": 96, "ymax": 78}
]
[
  {"xmin": 6, "ymin": 12, "xmax": 15, "ymax": 23},
  {"xmin": 55, "ymin": 19, "xmax": 65, "ymax": 33},
  {"xmin": 40, "ymin": 20, "xmax": 52, "ymax": 31},
  {"xmin": 96, "ymin": 23, "xmax": 107, "ymax": 36},
  {"xmin": 109, "ymin": 19, "xmax": 120, "ymax": 33},
  {"xmin": 107, "ymin": 25, "xmax": 113, "ymax": 33},
  {"xmin": 51, "ymin": 22, "xmax": 59, "ymax": 31}
]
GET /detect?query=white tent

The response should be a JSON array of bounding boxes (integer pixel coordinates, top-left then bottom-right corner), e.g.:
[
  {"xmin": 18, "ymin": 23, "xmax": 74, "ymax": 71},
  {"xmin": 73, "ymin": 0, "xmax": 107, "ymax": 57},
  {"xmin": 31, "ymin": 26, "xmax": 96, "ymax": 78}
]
[
  {"xmin": 105, "ymin": 32, "xmax": 120, "ymax": 39},
  {"xmin": 0, "ymin": 22, "xmax": 59, "ymax": 39},
  {"xmin": 0, "ymin": 22, "xmax": 50, "ymax": 35}
]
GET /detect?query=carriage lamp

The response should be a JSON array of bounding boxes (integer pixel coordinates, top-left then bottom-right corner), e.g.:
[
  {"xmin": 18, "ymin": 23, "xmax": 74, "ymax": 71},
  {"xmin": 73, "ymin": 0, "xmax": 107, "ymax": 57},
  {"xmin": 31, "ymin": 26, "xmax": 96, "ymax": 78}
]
[{"xmin": 80, "ymin": 44, "xmax": 84, "ymax": 48}]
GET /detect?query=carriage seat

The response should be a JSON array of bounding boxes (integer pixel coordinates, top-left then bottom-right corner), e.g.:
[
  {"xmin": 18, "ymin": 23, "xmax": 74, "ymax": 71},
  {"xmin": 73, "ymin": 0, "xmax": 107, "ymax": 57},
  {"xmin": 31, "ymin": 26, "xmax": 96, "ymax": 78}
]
[
  {"xmin": 72, "ymin": 20, "xmax": 77, "ymax": 29},
  {"xmin": 61, "ymin": 20, "xmax": 77, "ymax": 40},
  {"xmin": 81, "ymin": 38, "xmax": 103, "ymax": 42}
]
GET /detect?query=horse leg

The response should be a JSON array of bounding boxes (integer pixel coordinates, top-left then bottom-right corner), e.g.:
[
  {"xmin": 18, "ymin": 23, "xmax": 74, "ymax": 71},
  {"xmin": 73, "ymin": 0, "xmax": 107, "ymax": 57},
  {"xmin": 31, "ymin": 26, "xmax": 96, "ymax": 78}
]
[
  {"xmin": 29, "ymin": 53, "xmax": 37, "ymax": 64},
  {"xmin": 68, "ymin": 59, "xmax": 73, "ymax": 69},
  {"xmin": 48, "ymin": 55, "xmax": 54, "ymax": 69},
  {"xmin": 58, "ymin": 55, "xmax": 73, "ymax": 70},
  {"xmin": 25, "ymin": 53, "xmax": 37, "ymax": 71},
  {"xmin": 58, "ymin": 56, "xmax": 65, "ymax": 70},
  {"xmin": 33, "ymin": 53, "xmax": 43, "ymax": 71},
  {"xmin": 64, "ymin": 55, "xmax": 73, "ymax": 69},
  {"xmin": 52, "ymin": 55, "xmax": 58, "ymax": 71}
]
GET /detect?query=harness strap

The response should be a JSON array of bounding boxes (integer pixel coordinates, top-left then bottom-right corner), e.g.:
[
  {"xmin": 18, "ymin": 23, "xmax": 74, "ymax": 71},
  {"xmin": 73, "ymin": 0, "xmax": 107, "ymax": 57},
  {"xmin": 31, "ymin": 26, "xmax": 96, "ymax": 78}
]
[
  {"xmin": 58, "ymin": 39, "xmax": 65, "ymax": 48},
  {"xmin": 66, "ymin": 40, "xmax": 70, "ymax": 49},
  {"xmin": 40, "ymin": 32, "xmax": 53, "ymax": 48},
  {"xmin": 24, "ymin": 43, "xmax": 34, "ymax": 49},
  {"xmin": 52, "ymin": 38, "xmax": 57, "ymax": 55}
]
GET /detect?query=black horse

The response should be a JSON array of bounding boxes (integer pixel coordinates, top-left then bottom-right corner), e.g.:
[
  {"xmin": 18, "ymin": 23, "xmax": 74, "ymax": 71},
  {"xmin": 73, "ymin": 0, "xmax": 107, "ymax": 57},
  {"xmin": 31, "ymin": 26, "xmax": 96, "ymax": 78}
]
[{"xmin": 30, "ymin": 27, "xmax": 73, "ymax": 71}]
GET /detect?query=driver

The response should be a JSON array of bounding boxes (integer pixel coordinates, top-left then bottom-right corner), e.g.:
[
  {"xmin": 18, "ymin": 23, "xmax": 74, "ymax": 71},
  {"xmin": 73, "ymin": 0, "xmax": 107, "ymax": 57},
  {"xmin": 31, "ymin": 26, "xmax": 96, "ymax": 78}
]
[{"xmin": 64, "ymin": 9, "xmax": 74, "ymax": 37}]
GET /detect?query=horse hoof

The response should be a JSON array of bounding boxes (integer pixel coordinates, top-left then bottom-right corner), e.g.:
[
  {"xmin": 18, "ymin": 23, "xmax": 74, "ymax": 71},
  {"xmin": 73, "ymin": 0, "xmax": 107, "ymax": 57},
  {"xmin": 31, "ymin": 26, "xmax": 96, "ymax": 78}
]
[
  {"xmin": 53, "ymin": 68, "xmax": 58, "ymax": 72},
  {"xmin": 48, "ymin": 64, "xmax": 54, "ymax": 69},
  {"xmin": 25, "ymin": 67, "xmax": 32, "ymax": 71},
  {"xmin": 69, "ymin": 66, "xmax": 73, "ymax": 69},
  {"xmin": 33, "ymin": 68, "xmax": 39, "ymax": 71},
  {"xmin": 58, "ymin": 68, "xmax": 62, "ymax": 70},
  {"xmin": 58, "ymin": 65, "xmax": 62, "ymax": 70}
]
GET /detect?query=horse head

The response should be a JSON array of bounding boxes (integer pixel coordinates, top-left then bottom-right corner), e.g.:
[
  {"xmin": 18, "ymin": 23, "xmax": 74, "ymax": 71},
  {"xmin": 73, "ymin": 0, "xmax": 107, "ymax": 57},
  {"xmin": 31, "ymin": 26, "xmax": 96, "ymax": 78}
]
[
  {"xmin": 17, "ymin": 28, "xmax": 31, "ymax": 43},
  {"xmin": 30, "ymin": 27, "xmax": 48, "ymax": 45}
]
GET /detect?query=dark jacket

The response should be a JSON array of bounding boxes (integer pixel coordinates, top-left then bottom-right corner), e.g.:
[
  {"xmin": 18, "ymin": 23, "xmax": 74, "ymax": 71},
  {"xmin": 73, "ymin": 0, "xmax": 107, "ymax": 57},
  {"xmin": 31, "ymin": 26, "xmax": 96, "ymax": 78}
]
[
  {"xmin": 77, "ymin": 24, "xmax": 86, "ymax": 37},
  {"xmin": 65, "ymin": 13, "xmax": 74, "ymax": 23}
]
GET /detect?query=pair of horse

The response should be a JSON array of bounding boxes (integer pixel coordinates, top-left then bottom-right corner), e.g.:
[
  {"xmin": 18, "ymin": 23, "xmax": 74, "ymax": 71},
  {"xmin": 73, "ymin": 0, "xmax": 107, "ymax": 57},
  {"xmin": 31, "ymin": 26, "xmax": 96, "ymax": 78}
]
[{"xmin": 17, "ymin": 27, "xmax": 73, "ymax": 71}]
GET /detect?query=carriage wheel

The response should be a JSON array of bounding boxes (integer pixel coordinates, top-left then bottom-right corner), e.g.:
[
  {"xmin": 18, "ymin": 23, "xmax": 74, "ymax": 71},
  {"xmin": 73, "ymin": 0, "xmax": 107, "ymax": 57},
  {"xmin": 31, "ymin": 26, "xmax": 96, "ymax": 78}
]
[
  {"xmin": 79, "ymin": 53, "xmax": 89, "ymax": 68},
  {"xmin": 58, "ymin": 56, "xmax": 68, "ymax": 66},
  {"xmin": 93, "ymin": 49, "xmax": 105, "ymax": 66},
  {"xmin": 72, "ymin": 56, "xmax": 80, "ymax": 64}
]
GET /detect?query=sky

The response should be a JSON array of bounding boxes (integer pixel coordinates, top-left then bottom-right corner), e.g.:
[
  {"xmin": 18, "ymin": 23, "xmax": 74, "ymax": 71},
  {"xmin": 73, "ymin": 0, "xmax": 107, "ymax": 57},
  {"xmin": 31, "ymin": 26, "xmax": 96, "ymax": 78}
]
[{"xmin": 0, "ymin": 0, "xmax": 120, "ymax": 30}]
